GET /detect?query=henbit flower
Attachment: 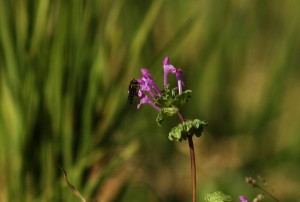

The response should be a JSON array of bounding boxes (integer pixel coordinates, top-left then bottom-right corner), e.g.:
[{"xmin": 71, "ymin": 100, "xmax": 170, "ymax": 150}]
[
  {"xmin": 176, "ymin": 69, "xmax": 184, "ymax": 94},
  {"xmin": 137, "ymin": 91, "xmax": 160, "ymax": 111},
  {"xmin": 135, "ymin": 68, "xmax": 162, "ymax": 111},
  {"xmin": 140, "ymin": 68, "xmax": 161, "ymax": 95},
  {"xmin": 135, "ymin": 57, "xmax": 183, "ymax": 111},
  {"xmin": 239, "ymin": 196, "xmax": 248, "ymax": 202},
  {"xmin": 163, "ymin": 57, "xmax": 177, "ymax": 87},
  {"xmin": 137, "ymin": 78, "xmax": 156, "ymax": 99}
]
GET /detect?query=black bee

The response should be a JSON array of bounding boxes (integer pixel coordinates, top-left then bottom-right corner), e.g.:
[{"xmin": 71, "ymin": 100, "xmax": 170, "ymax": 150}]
[{"xmin": 128, "ymin": 79, "xmax": 139, "ymax": 104}]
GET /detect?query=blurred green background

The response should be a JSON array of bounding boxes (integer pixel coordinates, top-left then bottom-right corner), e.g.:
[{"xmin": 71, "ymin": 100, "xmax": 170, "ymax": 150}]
[{"xmin": 1, "ymin": 0, "xmax": 300, "ymax": 201}]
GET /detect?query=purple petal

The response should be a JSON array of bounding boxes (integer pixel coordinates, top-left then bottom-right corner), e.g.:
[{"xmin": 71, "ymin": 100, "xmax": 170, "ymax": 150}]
[
  {"xmin": 176, "ymin": 69, "xmax": 183, "ymax": 80},
  {"xmin": 141, "ymin": 68, "xmax": 154, "ymax": 80},
  {"xmin": 163, "ymin": 57, "xmax": 169, "ymax": 65},
  {"xmin": 163, "ymin": 59, "xmax": 177, "ymax": 87},
  {"xmin": 164, "ymin": 64, "xmax": 176, "ymax": 74},
  {"xmin": 176, "ymin": 69, "xmax": 183, "ymax": 94},
  {"xmin": 239, "ymin": 196, "xmax": 248, "ymax": 202},
  {"xmin": 139, "ymin": 68, "xmax": 161, "ymax": 95},
  {"xmin": 137, "ymin": 91, "xmax": 160, "ymax": 111}
]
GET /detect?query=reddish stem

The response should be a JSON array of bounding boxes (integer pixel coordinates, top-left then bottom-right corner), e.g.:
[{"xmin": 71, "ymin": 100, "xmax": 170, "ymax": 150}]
[
  {"xmin": 177, "ymin": 111, "xmax": 196, "ymax": 202},
  {"xmin": 188, "ymin": 135, "xmax": 196, "ymax": 202}
]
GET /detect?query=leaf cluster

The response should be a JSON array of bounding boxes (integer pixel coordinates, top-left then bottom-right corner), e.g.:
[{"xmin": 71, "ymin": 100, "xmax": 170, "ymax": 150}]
[
  {"xmin": 153, "ymin": 86, "xmax": 207, "ymax": 142},
  {"xmin": 155, "ymin": 85, "xmax": 192, "ymax": 126}
]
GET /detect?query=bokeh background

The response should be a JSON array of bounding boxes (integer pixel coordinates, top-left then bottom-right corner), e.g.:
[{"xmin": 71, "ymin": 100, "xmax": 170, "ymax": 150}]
[{"xmin": 1, "ymin": 0, "xmax": 300, "ymax": 201}]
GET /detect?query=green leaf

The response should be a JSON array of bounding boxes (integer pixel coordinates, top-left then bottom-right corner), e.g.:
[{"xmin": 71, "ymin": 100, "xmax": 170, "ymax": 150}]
[
  {"xmin": 204, "ymin": 191, "xmax": 233, "ymax": 202},
  {"xmin": 156, "ymin": 107, "xmax": 179, "ymax": 126},
  {"xmin": 171, "ymin": 87, "xmax": 178, "ymax": 96},
  {"xmin": 155, "ymin": 86, "xmax": 192, "ymax": 111},
  {"xmin": 155, "ymin": 85, "xmax": 173, "ymax": 108},
  {"xmin": 168, "ymin": 119, "xmax": 207, "ymax": 141},
  {"xmin": 156, "ymin": 112, "xmax": 165, "ymax": 127},
  {"xmin": 172, "ymin": 89, "xmax": 192, "ymax": 109},
  {"xmin": 155, "ymin": 94, "xmax": 172, "ymax": 108},
  {"xmin": 163, "ymin": 107, "xmax": 179, "ymax": 116},
  {"xmin": 168, "ymin": 123, "xmax": 185, "ymax": 141},
  {"xmin": 192, "ymin": 119, "xmax": 208, "ymax": 137}
]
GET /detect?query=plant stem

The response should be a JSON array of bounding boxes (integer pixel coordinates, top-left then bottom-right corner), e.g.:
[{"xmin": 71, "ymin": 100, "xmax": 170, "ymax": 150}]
[
  {"xmin": 177, "ymin": 111, "xmax": 197, "ymax": 202},
  {"xmin": 188, "ymin": 135, "xmax": 196, "ymax": 202},
  {"xmin": 256, "ymin": 185, "xmax": 280, "ymax": 202}
]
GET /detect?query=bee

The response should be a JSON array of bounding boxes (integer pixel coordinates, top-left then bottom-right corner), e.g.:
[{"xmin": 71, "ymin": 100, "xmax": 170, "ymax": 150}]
[{"xmin": 128, "ymin": 79, "xmax": 139, "ymax": 104}]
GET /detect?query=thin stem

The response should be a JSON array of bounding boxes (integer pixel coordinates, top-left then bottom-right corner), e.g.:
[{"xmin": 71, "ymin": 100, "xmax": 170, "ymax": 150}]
[
  {"xmin": 256, "ymin": 185, "xmax": 280, "ymax": 202},
  {"xmin": 247, "ymin": 176, "xmax": 281, "ymax": 202},
  {"xmin": 177, "ymin": 111, "xmax": 197, "ymax": 202},
  {"xmin": 188, "ymin": 135, "xmax": 196, "ymax": 202},
  {"xmin": 58, "ymin": 165, "xmax": 87, "ymax": 202},
  {"xmin": 177, "ymin": 111, "xmax": 185, "ymax": 123}
]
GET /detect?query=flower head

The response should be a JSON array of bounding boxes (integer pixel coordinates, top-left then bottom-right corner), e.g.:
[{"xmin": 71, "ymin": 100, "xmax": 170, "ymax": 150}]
[
  {"xmin": 134, "ymin": 57, "xmax": 186, "ymax": 111},
  {"xmin": 136, "ymin": 68, "xmax": 161, "ymax": 110}
]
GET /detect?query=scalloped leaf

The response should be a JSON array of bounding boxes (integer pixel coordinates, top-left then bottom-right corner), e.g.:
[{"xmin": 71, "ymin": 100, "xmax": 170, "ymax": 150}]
[
  {"xmin": 155, "ymin": 86, "xmax": 192, "ymax": 110},
  {"xmin": 204, "ymin": 191, "xmax": 232, "ymax": 202},
  {"xmin": 156, "ymin": 107, "xmax": 179, "ymax": 126},
  {"xmin": 172, "ymin": 89, "xmax": 192, "ymax": 109},
  {"xmin": 168, "ymin": 119, "xmax": 207, "ymax": 141}
]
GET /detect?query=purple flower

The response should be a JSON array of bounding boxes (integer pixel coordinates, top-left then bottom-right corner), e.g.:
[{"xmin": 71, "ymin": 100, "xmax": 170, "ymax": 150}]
[
  {"xmin": 163, "ymin": 57, "xmax": 177, "ymax": 87},
  {"xmin": 137, "ymin": 91, "xmax": 160, "ymax": 111},
  {"xmin": 176, "ymin": 69, "xmax": 183, "ymax": 94},
  {"xmin": 140, "ymin": 68, "xmax": 161, "ymax": 96},
  {"xmin": 137, "ymin": 77, "xmax": 156, "ymax": 99},
  {"xmin": 136, "ymin": 68, "xmax": 161, "ymax": 110},
  {"xmin": 239, "ymin": 196, "xmax": 248, "ymax": 202},
  {"xmin": 135, "ymin": 57, "xmax": 185, "ymax": 110}
]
